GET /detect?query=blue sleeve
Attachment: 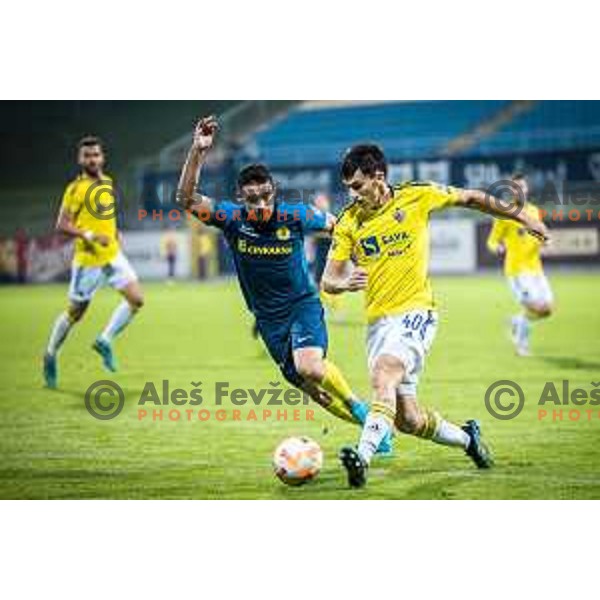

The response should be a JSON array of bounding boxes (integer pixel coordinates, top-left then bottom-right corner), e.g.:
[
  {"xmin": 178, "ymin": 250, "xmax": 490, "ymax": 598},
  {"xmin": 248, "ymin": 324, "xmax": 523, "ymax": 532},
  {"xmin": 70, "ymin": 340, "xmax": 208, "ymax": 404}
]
[
  {"xmin": 208, "ymin": 201, "xmax": 242, "ymax": 231},
  {"xmin": 296, "ymin": 203, "xmax": 329, "ymax": 232}
]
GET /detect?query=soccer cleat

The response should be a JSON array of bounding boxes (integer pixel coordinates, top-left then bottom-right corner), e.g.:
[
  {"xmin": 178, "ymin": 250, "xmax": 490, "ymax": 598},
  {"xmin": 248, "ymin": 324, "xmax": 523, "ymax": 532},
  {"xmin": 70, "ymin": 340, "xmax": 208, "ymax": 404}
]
[
  {"xmin": 43, "ymin": 353, "xmax": 57, "ymax": 389},
  {"xmin": 462, "ymin": 419, "xmax": 494, "ymax": 469},
  {"xmin": 339, "ymin": 446, "xmax": 368, "ymax": 488},
  {"xmin": 93, "ymin": 337, "xmax": 117, "ymax": 372}
]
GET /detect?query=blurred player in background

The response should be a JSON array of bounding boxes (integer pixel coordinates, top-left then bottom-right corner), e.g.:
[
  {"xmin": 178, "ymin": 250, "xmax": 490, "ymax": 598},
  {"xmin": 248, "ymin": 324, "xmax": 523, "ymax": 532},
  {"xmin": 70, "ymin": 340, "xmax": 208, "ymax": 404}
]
[
  {"xmin": 161, "ymin": 226, "xmax": 179, "ymax": 283},
  {"xmin": 43, "ymin": 136, "xmax": 144, "ymax": 388},
  {"xmin": 487, "ymin": 173, "xmax": 553, "ymax": 356},
  {"xmin": 322, "ymin": 145, "xmax": 549, "ymax": 488},
  {"xmin": 15, "ymin": 228, "xmax": 28, "ymax": 284},
  {"xmin": 177, "ymin": 117, "xmax": 391, "ymax": 452}
]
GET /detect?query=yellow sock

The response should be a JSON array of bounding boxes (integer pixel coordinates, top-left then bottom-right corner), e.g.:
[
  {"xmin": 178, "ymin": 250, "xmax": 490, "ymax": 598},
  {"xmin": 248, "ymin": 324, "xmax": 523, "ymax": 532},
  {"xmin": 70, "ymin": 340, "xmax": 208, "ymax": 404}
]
[
  {"xmin": 321, "ymin": 360, "xmax": 356, "ymax": 404},
  {"xmin": 322, "ymin": 396, "xmax": 356, "ymax": 424},
  {"xmin": 320, "ymin": 360, "xmax": 360, "ymax": 424},
  {"xmin": 414, "ymin": 408, "xmax": 441, "ymax": 440}
]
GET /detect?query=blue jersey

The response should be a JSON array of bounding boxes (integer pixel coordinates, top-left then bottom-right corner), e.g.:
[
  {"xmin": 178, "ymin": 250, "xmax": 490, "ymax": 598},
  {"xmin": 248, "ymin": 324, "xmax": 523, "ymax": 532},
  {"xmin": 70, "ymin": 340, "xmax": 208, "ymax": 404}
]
[{"xmin": 210, "ymin": 201, "xmax": 328, "ymax": 320}]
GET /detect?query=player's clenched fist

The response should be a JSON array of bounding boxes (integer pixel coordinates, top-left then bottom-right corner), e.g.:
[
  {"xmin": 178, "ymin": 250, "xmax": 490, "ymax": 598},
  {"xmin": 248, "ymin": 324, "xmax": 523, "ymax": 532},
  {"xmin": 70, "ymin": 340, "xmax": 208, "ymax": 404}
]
[
  {"xmin": 193, "ymin": 116, "xmax": 218, "ymax": 152},
  {"xmin": 347, "ymin": 267, "xmax": 368, "ymax": 292}
]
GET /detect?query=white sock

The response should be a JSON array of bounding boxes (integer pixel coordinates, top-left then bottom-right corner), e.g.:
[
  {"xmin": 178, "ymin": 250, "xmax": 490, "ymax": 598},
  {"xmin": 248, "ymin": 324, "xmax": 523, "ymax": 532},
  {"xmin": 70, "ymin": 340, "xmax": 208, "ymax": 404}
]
[
  {"xmin": 47, "ymin": 312, "xmax": 73, "ymax": 356},
  {"xmin": 432, "ymin": 419, "xmax": 470, "ymax": 449},
  {"xmin": 357, "ymin": 412, "xmax": 392, "ymax": 465},
  {"xmin": 513, "ymin": 314, "xmax": 530, "ymax": 346},
  {"xmin": 100, "ymin": 301, "xmax": 134, "ymax": 342}
]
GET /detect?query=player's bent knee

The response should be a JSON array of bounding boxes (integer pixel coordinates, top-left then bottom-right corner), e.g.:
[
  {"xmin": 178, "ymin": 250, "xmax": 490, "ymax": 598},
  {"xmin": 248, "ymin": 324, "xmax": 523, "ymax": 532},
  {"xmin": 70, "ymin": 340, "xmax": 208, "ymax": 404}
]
[
  {"xmin": 295, "ymin": 357, "xmax": 326, "ymax": 383},
  {"xmin": 527, "ymin": 302, "xmax": 552, "ymax": 318},
  {"xmin": 123, "ymin": 289, "xmax": 144, "ymax": 310},
  {"xmin": 130, "ymin": 295, "xmax": 144, "ymax": 310},
  {"xmin": 68, "ymin": 302, "xmax": 88, "ymax": 322}
]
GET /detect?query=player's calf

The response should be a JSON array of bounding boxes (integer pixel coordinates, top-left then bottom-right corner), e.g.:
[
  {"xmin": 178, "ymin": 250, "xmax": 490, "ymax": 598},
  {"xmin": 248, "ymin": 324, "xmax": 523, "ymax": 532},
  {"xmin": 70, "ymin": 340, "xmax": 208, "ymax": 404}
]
[
  {"xmin": 94, "ymin": 282, "xmax": 144, "ymax": 373},
  {"xmin": 354, "ymin": 355, "xmax": 402, "ymax": 466},
  {"xmin": 395, "ymin": 394, "xmax": 493, "ymax": 467},
  {"xmin": 43, "ymin": 301, "xmax": 89, "ymax": 388}
]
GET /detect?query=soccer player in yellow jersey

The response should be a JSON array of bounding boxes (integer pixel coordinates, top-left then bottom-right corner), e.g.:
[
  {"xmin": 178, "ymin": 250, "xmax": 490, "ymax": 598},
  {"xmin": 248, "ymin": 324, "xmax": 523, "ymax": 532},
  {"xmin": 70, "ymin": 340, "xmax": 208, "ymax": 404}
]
[
  {"xmin": 43, "ymin": 136, "xmax": 144, "ymax": 388},
  {"xmin": 487, "ymin": 173, "xmax": 553, "ymax": 356},
  {"xmin": 322, "ymin": 145, "xmax": 549, "ymax": 487}
]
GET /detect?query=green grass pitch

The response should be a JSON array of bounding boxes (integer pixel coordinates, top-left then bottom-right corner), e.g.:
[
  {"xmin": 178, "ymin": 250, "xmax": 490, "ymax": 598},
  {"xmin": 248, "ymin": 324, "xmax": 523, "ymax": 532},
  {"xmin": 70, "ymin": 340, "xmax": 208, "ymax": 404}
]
[{"xmin": 1, "ymin": 273, "xmax": 599, "ymax": 499}]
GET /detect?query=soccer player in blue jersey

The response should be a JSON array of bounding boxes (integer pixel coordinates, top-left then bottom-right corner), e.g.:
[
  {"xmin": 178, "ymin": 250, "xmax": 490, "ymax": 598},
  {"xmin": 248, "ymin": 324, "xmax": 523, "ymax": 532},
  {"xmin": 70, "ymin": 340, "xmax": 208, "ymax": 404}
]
[{"xmin": 176, "ymin": 117, "xmax": 390, "ymax": 449}]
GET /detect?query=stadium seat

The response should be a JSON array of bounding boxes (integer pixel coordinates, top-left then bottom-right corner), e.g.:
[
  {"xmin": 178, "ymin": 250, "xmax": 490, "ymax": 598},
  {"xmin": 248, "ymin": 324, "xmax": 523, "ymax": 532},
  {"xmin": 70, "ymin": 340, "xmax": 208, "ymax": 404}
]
[{"xmin": 242, "ymin": 101, "xmax": 509, "ymax": 166}]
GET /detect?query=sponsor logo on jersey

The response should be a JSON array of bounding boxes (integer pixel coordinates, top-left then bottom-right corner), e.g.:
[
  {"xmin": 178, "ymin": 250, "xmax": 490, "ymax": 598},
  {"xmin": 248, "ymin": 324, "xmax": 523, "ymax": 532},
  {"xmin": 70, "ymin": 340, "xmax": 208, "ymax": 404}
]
[{"xmin": 237, "ymin": 239, "xmax": 293, "ymax": 256}]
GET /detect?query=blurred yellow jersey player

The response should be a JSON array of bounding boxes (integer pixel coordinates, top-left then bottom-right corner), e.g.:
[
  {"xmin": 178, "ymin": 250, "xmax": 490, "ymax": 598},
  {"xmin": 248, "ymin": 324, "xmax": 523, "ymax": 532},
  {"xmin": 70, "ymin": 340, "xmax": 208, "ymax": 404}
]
[
  {"xmin": 486, "ymin": 174, "xmax": 554, "ymax": 357},
  {"xmin": 43, "ymin": 136, "xmax": 144, "ymax": 389},
  {"xmin": 61, "ymin": 173, "xmax": 120, "ymax": 267},
  {"xmin": 322, "ymin": 144, "xmax": 548, "ymax": 488},
  {"xmin": 487, "ymin": 201, "xmax": 544, "ymax": 277}
]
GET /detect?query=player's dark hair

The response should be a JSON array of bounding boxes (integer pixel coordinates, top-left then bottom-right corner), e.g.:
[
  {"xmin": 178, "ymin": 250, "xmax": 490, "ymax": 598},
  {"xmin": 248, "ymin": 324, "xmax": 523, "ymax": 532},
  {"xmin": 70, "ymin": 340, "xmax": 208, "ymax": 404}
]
[
  {"xmin": 511, "ymin": 171, "xmax": 527, "ymax": 182},
  {"xmin": 77, "ymin": 135, "xmax": 104, "ymax": 151},
  {"xmin": 341, "ymin": 144, "xmax": 388, "ymax": 180},
  {"xmin": 237, "ymin": 164, "xmax": 274, "ymax": 189}
]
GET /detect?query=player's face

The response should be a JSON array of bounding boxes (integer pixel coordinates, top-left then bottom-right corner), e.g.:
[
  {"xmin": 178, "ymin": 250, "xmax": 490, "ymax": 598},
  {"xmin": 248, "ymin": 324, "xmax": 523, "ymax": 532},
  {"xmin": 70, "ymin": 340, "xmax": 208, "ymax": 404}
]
[
  {"xmin": 343, "ymin": 169, "xmax": 387, "ymax": 208},
  {"xmin": 240, "ymin": 181, "xmax": 276, "ymax": 221},
  {"xmin": 78, "ymin": 145, "xmax": 105, "ymax": 176},
  {"xmin": 514, "ymin": 178, "xmax": 529, "ymax": 204}
]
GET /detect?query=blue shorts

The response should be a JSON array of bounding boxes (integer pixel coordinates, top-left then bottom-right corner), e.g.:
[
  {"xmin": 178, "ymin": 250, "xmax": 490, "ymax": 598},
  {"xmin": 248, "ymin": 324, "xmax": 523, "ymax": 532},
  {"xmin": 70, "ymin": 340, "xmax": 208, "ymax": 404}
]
[{"xmin": 256, "ymin": 297, "xmax": 328, "ymax": 387}]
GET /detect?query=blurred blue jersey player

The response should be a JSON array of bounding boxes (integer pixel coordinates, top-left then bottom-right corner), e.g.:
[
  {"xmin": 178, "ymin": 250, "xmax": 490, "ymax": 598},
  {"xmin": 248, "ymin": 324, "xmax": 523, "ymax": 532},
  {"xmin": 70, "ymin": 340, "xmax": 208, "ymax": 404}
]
[{"xmin": 176, "ymin": 116, "xmax": 392, "ymax": 452}]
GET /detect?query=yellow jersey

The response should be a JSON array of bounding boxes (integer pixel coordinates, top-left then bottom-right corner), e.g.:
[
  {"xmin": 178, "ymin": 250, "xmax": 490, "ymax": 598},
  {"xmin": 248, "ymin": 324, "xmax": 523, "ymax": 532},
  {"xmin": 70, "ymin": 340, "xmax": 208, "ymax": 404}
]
[
  {"xmin": 60, "ymin": 174, "xmax": 120, "ymax": 267},
  {"xmin": 330, "ymin": 182, "xmax": 462, "ymax": 323},
  {"xmin": 486, "ymin": 202, "xmax": 543, "ymax": 277}
]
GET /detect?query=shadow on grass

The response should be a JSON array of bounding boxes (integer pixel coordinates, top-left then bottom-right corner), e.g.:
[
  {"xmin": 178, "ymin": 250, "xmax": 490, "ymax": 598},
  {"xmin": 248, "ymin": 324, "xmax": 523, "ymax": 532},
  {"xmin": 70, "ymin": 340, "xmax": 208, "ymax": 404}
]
[
  {"xmin": 49, "ymin": 386, "xmax": 143, "ymax": 412},
  {"xmin": 539, "ymin": 355, "xmax": 600, "ymax": 371}
]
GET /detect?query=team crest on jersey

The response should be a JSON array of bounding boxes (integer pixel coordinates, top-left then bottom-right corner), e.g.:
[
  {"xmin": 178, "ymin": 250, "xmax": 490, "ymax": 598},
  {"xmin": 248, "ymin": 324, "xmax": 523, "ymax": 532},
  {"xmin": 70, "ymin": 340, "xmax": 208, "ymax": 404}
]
[
  {"xmin": 394, "ymin": 209, "xmax": 405, "ymax": 223},
  {"xmin": 276, "ymin": 226, "xmax": 291, "ymax": 241}
]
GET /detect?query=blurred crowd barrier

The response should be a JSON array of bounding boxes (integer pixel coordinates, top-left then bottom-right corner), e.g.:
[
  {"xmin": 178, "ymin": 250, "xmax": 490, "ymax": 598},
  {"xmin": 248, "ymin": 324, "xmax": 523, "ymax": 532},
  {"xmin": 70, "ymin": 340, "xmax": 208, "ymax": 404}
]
[{"xmin": 2, "ymin": 220, "xmax": 598, "ymax": 285}]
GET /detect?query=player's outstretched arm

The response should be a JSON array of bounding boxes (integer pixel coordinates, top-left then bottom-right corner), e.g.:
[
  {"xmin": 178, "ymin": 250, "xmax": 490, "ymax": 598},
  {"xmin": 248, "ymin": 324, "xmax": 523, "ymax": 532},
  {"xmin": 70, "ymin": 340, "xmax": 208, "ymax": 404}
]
[
  {"xmin": 175, "ymin": 116, "xmax": 218, "ymax": 217},
  {"xmin": 321, "ymin": 259, "xmax": 367, "ymax": 295},
  {"xmin": 457, "ymin": 188, "xmax": 550, "ymax": 243}
]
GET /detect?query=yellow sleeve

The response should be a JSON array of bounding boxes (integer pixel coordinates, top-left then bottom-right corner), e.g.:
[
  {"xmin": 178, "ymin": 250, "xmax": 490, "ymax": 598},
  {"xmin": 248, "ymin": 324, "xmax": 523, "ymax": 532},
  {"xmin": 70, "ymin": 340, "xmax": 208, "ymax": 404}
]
[
  {"xmin": 486, "ymin": 219, "xmax": 508, "ymax": 253},
  {"xmin": 329, "ymin": 218, "xmax": 354, "ymax": 262},
  {"xmin": 423, "ymin": 183, "xmax": 462, "ymax": 213},
  {"xmin": 60, "ymin": 182, "xmax": 82, "ymax": 215}
]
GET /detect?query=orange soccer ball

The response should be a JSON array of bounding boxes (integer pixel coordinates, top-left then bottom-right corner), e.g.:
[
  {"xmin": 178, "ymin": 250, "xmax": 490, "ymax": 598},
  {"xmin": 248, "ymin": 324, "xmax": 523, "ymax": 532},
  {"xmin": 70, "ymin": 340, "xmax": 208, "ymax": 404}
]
[{"xmin": 273, "ymin": 436, "xmax": 323, "ymax": 486}]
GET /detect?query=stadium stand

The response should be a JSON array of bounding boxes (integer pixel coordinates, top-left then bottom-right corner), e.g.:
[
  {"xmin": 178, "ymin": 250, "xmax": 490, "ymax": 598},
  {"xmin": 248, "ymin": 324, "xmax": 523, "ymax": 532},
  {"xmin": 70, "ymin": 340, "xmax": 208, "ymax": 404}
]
[
  {"xmin": 468, "ymin": 100, "xmax": 600, "ymax": 155},
  {"xmin": 5, "ymin": 100, "xmax": 600, "ymax": 237},
  {"xmin": 242, "ymin": 101, "xmax": 511, "ymax": 166}
]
